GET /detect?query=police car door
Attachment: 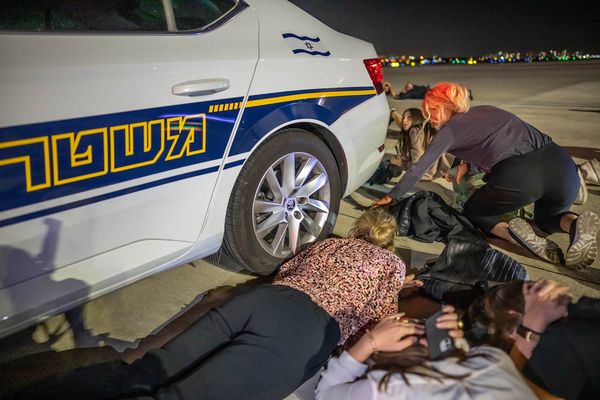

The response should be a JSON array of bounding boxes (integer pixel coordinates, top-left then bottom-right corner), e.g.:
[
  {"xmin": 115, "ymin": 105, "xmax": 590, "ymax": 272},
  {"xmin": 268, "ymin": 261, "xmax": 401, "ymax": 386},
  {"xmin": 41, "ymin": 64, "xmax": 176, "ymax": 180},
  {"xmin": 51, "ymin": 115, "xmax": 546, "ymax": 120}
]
[{"xmin": 0, "ymin": 0, "xmax": 257, "ymax": 331}]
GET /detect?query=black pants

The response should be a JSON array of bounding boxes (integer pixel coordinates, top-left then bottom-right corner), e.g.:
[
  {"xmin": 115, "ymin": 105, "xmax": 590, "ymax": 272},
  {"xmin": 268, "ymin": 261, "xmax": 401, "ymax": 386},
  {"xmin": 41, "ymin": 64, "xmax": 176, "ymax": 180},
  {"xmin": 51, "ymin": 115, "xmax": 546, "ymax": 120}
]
[
  {"xmin": 463, "ymin": 142, "xmax": 579, "ymax": 235},
  {"xmin": 14, "ymin": 284, "xmax": 340, "ymax": 400},
  {"xmin": 395, "ymin": 85, "xmax": 429, "ymax": 99}
]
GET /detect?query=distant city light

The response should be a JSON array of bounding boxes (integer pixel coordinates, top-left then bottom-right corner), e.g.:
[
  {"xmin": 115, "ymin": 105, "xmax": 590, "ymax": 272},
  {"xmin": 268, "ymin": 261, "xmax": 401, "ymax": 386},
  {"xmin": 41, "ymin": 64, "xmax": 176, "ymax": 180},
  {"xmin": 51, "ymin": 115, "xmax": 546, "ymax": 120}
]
[{"xmin": 378, "ymin": 49, "xmax": 599, "ymax": 68}]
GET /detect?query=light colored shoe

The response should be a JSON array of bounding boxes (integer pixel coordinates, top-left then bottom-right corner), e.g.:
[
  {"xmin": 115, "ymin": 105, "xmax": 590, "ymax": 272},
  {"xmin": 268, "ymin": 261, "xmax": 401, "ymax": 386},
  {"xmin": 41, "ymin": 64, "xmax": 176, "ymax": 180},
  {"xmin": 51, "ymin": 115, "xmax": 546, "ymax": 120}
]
[
  {"xmin": 574, "ymin": 166, "xmax": 588, "ymax": 205},
  {"xmin": 508, "ymin": 218, "xmax": 563, "ymax": 264},
  {"xmin": 565, "ymin": 211, "xmax": 599, "ymax": 270},
  {"xmin": 579, "ymin": 158, "xmax": 600, "ymax": 186}
]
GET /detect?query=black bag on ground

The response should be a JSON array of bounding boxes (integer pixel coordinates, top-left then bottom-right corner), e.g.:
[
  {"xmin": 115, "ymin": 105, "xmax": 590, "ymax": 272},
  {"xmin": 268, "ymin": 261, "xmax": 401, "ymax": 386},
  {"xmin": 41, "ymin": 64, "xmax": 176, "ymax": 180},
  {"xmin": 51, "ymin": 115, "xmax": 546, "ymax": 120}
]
[
  {"xmin": 416, "ymin": 239, "xmax": 529, "ymax": 309},
  {"xmin": 390, "ymin": 191, "xmax": 485, "ymax": 245},
  {"xmin": 368, "ymin": 159, "xmax": 402, "ymax": 185}
]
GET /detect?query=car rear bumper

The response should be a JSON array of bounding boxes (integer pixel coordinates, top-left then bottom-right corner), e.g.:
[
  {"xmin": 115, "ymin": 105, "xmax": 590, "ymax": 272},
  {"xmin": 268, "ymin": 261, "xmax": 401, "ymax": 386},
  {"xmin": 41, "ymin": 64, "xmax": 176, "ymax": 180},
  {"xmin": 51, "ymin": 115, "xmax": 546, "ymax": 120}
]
[{"xmin": 331, "ymin": 93, "xmax": 390, "ymax": 196}]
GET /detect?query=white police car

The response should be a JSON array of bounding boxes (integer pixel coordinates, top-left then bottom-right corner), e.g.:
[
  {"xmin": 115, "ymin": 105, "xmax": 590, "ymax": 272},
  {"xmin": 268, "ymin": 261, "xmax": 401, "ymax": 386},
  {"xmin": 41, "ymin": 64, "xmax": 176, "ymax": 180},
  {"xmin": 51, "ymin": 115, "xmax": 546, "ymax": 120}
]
[{"xmin": 0, "ymin": 0, "xmax": 389, "ymax": 337}]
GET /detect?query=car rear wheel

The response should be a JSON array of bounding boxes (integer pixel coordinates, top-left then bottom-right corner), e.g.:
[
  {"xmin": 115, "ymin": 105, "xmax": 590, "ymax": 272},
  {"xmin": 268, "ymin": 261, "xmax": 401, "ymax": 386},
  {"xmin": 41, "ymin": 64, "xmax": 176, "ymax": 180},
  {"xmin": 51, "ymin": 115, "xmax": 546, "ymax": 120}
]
[{"xmin": 223, "ymin": 128, "xmax": 341, "ymax": 275}]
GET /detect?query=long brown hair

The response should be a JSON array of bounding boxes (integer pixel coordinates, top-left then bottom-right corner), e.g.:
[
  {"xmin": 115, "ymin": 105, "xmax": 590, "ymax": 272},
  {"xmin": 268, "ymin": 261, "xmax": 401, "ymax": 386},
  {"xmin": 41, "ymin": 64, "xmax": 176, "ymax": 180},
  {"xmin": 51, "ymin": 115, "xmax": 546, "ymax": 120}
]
[
  {"xmin": 397, "ymin": 108, "xmax": 436, "ymax": 159},
  {"xmin": 399, "ymin": 108, "xmax": 425, "ymax": 134},
  {"xmin": 468, "ymin": 280, "xmax": 525, "ymax": 351},
  {"xmin": 369, "ymin": 345, "xmax": 480, "ymax": 391}
]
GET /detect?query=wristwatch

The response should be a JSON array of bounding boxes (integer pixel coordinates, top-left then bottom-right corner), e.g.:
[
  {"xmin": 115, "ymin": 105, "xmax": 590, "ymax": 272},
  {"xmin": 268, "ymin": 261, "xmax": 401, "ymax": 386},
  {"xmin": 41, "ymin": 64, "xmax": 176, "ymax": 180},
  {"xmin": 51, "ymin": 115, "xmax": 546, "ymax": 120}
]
[{"xmin": 517, "ymin": 324, "xmax": 542, "ymax": 342}]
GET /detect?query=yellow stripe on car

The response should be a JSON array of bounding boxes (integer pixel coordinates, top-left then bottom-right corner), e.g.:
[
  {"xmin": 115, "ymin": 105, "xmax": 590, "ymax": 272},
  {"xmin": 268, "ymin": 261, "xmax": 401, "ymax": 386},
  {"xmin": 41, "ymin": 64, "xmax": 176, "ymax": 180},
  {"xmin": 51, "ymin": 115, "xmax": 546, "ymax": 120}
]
[{"xmin": 208, "ymin": 89, "xmax": 376, "ymax": 113}]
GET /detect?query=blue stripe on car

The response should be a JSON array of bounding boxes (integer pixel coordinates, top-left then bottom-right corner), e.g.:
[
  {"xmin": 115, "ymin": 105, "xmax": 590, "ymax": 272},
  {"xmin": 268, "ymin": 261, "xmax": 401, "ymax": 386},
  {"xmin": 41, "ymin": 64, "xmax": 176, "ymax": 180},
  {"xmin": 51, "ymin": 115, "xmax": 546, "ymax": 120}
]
[{"xmin": 0, "ymin": 87, "xmax": 375, "ymax": 226}]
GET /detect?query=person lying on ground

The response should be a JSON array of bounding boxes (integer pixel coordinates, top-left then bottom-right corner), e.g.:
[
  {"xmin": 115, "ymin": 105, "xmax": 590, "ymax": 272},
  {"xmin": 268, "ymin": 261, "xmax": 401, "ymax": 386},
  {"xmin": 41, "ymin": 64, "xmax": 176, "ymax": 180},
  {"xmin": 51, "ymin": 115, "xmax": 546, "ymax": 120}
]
[
  {"xmin": 469, "ymin": 279, "xmax": 600, "ymax": 399},
  {"xmin": 383, "ymin": 81, "xmax": 430, "ymax": 100},
  {"xmin": 315, "ymin": 305, "xmax": 536, "ymax": 400},
  {"xmin": 372, "ymin": 81, "xmax": 599, "ymax": 270},
  {"xmin": 384, "ymin": 81, "xmax": 473, "ymax": 100},
  {"xmin": 9, "ymin": 209, "xmax": 421, "ymax": 400}
]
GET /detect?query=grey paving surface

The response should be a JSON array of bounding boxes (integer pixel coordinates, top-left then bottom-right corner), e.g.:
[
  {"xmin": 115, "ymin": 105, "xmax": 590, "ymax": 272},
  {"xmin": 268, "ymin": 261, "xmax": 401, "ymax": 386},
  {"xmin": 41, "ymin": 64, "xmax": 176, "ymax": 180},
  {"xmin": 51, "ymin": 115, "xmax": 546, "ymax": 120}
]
[{"xmin": 1, "ymin": 62, "xmax": 599, "ymax": 399}]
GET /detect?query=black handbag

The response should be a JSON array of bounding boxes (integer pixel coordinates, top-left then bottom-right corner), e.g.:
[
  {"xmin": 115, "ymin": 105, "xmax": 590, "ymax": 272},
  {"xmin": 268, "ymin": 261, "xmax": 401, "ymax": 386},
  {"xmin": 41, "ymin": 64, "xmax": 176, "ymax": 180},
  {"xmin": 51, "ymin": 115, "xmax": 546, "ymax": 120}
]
[
  {"xmin": 368, "ymin": 159, "xmax": 402, "ymax": 185},
  {"xmin": 415, "ymin": 239, "xmax": 529, "ymax": 309}
]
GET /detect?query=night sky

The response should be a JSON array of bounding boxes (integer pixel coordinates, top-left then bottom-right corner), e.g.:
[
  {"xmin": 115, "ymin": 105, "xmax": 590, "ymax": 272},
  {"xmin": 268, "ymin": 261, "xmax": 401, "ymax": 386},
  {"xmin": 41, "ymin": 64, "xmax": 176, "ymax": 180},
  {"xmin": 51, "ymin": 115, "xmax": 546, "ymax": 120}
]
[{"xmin": 289, "ymin": 0, "xmax": 600, "ymax": 57}]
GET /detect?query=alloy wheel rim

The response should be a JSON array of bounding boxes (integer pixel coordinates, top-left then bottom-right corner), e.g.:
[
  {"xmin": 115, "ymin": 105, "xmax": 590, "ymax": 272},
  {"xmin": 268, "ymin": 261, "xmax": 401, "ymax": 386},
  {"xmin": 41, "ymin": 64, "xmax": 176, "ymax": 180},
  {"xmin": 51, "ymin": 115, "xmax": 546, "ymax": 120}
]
[{"xmin": 252, "ymin": 152, "xmax": 331, "ymax": 257}]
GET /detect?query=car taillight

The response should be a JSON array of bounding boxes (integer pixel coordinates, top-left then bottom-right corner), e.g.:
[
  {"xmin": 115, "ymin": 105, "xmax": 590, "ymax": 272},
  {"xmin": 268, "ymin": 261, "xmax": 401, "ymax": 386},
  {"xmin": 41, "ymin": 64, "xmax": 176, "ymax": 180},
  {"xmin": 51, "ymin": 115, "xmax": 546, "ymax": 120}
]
[{"xmin": 363, "ymin": 58, "xmax": 384, "ymax": 94}]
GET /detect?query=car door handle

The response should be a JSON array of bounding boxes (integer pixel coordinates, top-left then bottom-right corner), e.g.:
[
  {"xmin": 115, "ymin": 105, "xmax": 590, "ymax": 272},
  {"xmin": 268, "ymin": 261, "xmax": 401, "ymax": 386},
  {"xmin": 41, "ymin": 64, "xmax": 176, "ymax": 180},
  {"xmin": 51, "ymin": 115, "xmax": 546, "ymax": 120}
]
[{"xmin": 172, "ymin": 78, "xmax": 230, "ymax": 96}]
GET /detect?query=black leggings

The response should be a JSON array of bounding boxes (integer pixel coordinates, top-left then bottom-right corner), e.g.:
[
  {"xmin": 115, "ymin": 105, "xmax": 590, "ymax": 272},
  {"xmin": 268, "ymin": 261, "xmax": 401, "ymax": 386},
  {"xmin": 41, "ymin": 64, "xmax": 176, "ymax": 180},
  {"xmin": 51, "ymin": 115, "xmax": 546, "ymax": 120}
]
[
  {"xmin": 14, "ymin": 284, "xmax": 340, "ymax": 400},
  {"xmin": 463, "ymin": 142, "xmax": 579, "ymax": 235}
]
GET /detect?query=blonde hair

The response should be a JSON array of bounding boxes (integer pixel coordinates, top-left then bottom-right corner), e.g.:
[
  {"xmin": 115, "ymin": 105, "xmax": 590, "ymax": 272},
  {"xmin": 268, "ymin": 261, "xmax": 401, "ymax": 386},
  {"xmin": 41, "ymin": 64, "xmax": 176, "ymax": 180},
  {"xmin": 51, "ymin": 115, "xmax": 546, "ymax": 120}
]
[
  {"xmin": 421, "ymin": 82, "xmax": 470, "ymax": 128},
  {"xmin": 348, "ymin": 209, "xmax": 397, "ymax": 251}
]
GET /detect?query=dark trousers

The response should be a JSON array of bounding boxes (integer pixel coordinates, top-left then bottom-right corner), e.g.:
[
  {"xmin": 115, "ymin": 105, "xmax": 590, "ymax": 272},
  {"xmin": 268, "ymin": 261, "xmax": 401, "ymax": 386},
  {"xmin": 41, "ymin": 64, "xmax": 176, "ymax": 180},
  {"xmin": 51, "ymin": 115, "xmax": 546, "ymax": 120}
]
[
  {"xmin": 395, "ymin": 85, "xmax": 429, "ymax": 99},
  {"xmin": 463, "ymin": 142, "xmax": 579, "ymax": 235},
  {"xmin": 14, "ymin": 284, "xmax": 340, "ymax": 400}
]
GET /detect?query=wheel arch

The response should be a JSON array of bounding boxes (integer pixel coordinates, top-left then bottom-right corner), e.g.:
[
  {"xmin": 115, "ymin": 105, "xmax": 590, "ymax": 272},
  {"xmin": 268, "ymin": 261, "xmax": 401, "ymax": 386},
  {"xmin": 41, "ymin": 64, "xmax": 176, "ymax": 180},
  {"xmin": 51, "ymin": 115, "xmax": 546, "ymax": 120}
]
[
  {"xmin": 280, "ymin": 121, "xmax": 348, "ymax": 194},
  {"xmin": 228, "ymin": 102, "xmax": 349, "ymax": 193}
]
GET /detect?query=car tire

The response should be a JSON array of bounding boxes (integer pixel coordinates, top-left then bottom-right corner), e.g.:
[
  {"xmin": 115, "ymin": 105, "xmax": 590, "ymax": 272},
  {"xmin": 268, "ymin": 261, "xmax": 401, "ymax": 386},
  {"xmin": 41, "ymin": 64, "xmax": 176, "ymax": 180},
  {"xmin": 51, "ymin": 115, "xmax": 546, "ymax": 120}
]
[{"xmin": 223, "ymin": 128, "xmax": 341, "ymax": 275}]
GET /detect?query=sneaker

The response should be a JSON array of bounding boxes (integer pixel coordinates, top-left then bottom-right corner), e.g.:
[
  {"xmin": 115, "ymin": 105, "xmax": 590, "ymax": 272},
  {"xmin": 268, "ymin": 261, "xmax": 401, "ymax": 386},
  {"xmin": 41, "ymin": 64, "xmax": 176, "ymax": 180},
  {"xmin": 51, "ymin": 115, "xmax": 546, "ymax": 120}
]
[
  {"xmin": 574, "ymin": 166, "xmax": 588, "ymax": 205},
  {"xmin": 508, "ymin": 218, "xmax": 563, "ymax": 264},
  {"xmin": 579, "ymin": 158, "xmax": 600, "ymax": 186},
  {"xmin": 565, "ymin": 211, "xmax": 599, "ymax": 270}
]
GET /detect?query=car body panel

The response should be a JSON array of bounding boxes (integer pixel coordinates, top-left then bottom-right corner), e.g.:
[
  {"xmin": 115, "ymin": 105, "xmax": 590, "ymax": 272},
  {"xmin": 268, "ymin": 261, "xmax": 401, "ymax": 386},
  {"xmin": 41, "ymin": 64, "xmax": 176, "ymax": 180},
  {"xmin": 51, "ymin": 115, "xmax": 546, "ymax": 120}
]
[
  {"xmin": 0, "ymin": 4, "xmax": 260, "ymax": 336},
  {"xmin": 0, "ymin": 0, "xmax": 388, "ymax": 337}
]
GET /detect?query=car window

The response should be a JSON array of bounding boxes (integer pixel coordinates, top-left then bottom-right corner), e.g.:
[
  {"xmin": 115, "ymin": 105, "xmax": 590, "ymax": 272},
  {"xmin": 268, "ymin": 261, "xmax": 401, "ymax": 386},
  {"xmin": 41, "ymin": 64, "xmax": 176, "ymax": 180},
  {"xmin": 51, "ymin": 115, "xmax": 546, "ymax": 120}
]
[
  {"xmin": 172, "ymin": 0, "xmax": 238, "ymax": 31},
  {"xmin": 0, "ymin": 0, "xmax": 238, "ymax": 33}
]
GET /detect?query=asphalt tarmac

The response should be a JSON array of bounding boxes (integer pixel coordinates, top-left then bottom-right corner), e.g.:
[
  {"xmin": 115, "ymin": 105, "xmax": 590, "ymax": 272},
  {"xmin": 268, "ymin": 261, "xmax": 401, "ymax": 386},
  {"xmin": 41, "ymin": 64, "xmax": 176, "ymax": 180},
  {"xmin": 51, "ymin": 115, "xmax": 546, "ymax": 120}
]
[{"xmin": 1, "ymin": 61, "xmax": 599, "ymax": 399}]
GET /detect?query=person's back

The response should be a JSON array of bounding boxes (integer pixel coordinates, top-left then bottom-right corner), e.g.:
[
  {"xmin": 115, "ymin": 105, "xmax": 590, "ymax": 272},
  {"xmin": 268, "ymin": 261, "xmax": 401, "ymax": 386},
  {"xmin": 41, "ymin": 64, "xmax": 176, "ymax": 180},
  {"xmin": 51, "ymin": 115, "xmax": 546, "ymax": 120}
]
[
  {"xmin": 371, "ymin": 346, "xmax": 534, "ymax": 399},
  {"xmin": 274, "ymin": 237, "xmax": 405, "ymax": 344},
  {"xmin": 317, "ymin": 346, "xmax": 536, "ymax": 400},
  {"xmin": 437, "ymin": 105, "xmax": 551, "ymax": 173}
]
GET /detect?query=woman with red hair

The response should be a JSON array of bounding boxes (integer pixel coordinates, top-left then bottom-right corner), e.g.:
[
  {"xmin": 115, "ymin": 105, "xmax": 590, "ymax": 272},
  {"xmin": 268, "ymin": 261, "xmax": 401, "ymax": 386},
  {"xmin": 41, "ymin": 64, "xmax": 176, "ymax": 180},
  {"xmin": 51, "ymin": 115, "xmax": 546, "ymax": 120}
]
[{"xmin": 372, "ymin": 82, "xmax": 598, "ymax": 270}]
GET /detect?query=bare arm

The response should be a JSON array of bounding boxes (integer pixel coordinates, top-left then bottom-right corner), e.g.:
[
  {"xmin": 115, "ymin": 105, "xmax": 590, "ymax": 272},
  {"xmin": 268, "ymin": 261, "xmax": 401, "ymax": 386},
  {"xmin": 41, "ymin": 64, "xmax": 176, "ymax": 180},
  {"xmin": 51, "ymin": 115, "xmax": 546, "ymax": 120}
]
[{"xmin": 511, "ymin": 280, "xmax": 570, "ymax": 360}]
